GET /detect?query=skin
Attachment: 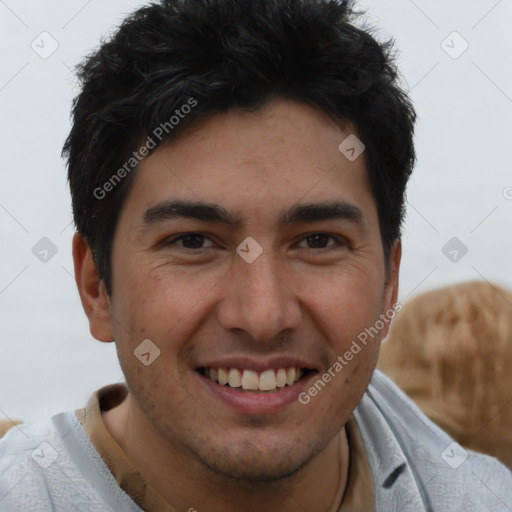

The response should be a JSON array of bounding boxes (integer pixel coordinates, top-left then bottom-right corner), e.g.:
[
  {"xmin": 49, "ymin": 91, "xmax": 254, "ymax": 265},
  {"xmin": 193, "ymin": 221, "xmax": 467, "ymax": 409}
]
[{"xmin": 74, "ymin": 98, "xmax": 401, "ymax": 512}]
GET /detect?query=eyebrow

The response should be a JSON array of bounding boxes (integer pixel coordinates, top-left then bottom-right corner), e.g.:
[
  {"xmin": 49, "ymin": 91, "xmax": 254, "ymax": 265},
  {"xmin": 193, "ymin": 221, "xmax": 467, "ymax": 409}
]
[
  {"xmin": 279, "ymin": 201, "xmax": 364, "ymax": 225},
  {"xmin": 141, "ymin": 199, "xmax": 365, "ymax": 228},
  {"xmin": 142, "ymin": 200, "xmax": 235, "ymax": 225}
]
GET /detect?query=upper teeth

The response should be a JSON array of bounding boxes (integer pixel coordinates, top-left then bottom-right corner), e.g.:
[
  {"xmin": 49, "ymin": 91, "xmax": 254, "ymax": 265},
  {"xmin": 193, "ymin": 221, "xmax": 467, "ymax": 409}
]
[{"xmin": 204, "ymin": 367, "xmax": 303, "ymax": 391}]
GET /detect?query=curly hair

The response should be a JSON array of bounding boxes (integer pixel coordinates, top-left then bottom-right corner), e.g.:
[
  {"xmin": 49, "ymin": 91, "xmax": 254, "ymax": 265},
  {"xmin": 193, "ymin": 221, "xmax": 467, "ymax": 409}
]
[
  {"xmin": 63, "ymin": 0, "xmax": 416, "ymax": 293},
  {"xmin": 379, "ymin": 281, "xmax": 512, "ymax": 469}
]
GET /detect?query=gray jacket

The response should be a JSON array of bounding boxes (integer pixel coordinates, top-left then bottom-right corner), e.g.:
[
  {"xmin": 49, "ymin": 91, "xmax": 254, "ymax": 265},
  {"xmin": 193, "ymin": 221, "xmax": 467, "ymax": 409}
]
[
  {"xmin": 0, "ymin": 370, "xmax": 511, "ymax": 511},
  {"xmin": 354, "ymin": 370, "xmax": 512, "ymax": 511}
]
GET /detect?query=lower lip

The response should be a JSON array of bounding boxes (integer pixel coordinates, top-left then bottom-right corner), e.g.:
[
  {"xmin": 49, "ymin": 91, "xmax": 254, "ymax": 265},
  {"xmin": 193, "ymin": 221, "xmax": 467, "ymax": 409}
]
[{"xmin": 197, "ymin": 372, "xmax": 317, "ymax": 414}]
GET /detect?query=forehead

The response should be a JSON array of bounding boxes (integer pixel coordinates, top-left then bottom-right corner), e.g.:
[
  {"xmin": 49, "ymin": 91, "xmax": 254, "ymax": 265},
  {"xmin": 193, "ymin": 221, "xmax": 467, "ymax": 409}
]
[{"xmin": 120, "ymin": 98, "xmax": 375, "ymax": 224}]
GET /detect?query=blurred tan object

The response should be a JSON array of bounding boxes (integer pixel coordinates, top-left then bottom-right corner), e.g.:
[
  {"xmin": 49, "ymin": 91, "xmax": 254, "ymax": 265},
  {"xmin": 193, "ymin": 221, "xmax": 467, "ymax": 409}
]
[
  {"xmin": 378, "ymin": 280, "xmax": 512, "ymax": 469},
  {"xmin": 0, "ymin": 419, "xmax": 22, "ymax": 438}
]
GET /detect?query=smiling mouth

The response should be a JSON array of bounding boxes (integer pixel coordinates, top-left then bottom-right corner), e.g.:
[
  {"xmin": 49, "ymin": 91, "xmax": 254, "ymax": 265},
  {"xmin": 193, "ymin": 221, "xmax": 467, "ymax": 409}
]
[{"xmin": 197, "ymin": 367, "xmax": 315, "ymax": 393}]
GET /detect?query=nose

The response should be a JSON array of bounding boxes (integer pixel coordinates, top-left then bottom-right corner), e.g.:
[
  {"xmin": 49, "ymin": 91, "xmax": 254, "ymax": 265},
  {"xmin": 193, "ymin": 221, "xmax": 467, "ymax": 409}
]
[{"xmin": 216, "ymin": 254, "xmax": 303, "ymax": 342}]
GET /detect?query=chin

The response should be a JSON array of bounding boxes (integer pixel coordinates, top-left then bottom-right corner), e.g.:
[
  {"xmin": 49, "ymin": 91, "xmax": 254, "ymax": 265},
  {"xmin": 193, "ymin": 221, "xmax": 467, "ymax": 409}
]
[{"xmin": 198, "ymin": 443, "xmax": 317, "ymax": 484}]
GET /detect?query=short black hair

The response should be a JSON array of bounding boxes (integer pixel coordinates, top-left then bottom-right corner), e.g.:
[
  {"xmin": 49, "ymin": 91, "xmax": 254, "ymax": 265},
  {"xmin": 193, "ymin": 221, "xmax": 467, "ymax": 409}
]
[{"xmin": 63, "ymin": 0, "xmax": 416, "ymax": 294}]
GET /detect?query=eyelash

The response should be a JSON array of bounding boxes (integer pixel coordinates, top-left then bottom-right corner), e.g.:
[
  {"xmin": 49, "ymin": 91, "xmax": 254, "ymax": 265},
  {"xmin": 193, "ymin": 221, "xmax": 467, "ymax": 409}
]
[
  {"xmin": 296, "ymin": 232, "xmax": 347, "ymax": 250},
  {"xmin": 163, "ymin": 232, "xmax": 215, "ymax": 250},
  {"xmin": 163, "ymin": 232, "xmax": 348, "ymax": 251}
]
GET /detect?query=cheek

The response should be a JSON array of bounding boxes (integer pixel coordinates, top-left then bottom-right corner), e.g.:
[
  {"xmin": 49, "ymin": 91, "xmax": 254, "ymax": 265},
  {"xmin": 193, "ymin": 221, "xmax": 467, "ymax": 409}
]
[
  {"xmin": 110, "ymin": 264, "xmax": 223, "ymax": 351},
  {"xmin": 297, "ymin": 268, "xmax": 384, "ymax": 340}
]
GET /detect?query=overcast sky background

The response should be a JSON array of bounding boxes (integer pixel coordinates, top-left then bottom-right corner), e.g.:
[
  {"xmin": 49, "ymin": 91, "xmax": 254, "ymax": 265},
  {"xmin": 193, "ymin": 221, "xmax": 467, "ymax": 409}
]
[{"xmin": 1, "ymin": 0, "xmax": 511, "ymax": 422}]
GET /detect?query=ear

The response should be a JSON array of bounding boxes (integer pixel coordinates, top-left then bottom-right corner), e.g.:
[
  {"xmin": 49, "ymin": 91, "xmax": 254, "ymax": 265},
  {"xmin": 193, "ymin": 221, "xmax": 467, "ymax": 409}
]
[
  {"xmin": 72, "ymin": 233, "xmax": 114, "ymax": 342},
  {"xmin": 380, "ymin": 239, "xmax": 402, "ymax": 340}
]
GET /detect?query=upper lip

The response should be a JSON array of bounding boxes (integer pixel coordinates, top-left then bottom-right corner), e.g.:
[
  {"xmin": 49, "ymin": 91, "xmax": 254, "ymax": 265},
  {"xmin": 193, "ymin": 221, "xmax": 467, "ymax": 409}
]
[{"xmin": 196, "ymin": 356, "xmax": 317, "ymax": 373}]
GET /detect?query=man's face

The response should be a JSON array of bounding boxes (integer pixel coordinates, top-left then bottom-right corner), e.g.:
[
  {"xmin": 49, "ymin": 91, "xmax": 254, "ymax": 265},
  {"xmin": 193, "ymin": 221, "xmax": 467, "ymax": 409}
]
[{"xmin": 104, "ymin": 99, "xmax": 399, "ymax": 482}]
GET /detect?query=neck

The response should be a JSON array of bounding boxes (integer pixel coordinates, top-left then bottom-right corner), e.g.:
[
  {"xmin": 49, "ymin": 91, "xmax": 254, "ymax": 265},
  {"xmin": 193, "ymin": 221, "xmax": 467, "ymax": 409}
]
[{"xmin": 103, "ymin": 393, "xmax": 349, "ymax": 512}]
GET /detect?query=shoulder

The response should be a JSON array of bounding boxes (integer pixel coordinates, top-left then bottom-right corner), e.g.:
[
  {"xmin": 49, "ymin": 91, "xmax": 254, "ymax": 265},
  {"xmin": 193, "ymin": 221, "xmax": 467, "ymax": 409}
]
[
  {"xmin": 0, "ymin": 412, "xmax": 141, "ymax": 512},
  {"xmin": 353, "ymin": 369, "xmax": 512, "ymax": 511},
  {"xmin": 0, "ymin": 414, "xmax": 63, "ymax": 475},
  {"xmin": 0, "ymin": 413, "xmax": 70, "ymax": 510}
]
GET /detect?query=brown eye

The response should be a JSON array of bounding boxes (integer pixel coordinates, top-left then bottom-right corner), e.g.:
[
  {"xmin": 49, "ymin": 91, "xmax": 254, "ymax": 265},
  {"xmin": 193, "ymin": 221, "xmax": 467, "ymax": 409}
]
[
  {"xmin": 300, "ymin": 234, "xmax": 335, "ymax": 249},
  {"xmin": 180, "ymin": 234, "xmax": 207, "ymax": 249},
  {"xmin": 165, "ymin": 233, "xmax": 215, "ymax": 249}
]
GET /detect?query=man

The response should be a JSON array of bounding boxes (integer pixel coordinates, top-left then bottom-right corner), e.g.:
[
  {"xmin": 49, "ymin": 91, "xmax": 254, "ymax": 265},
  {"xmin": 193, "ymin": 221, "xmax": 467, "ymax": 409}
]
[{"xmin": 1, "ymin": 0, "xmax": 510, "ymax": 510}]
